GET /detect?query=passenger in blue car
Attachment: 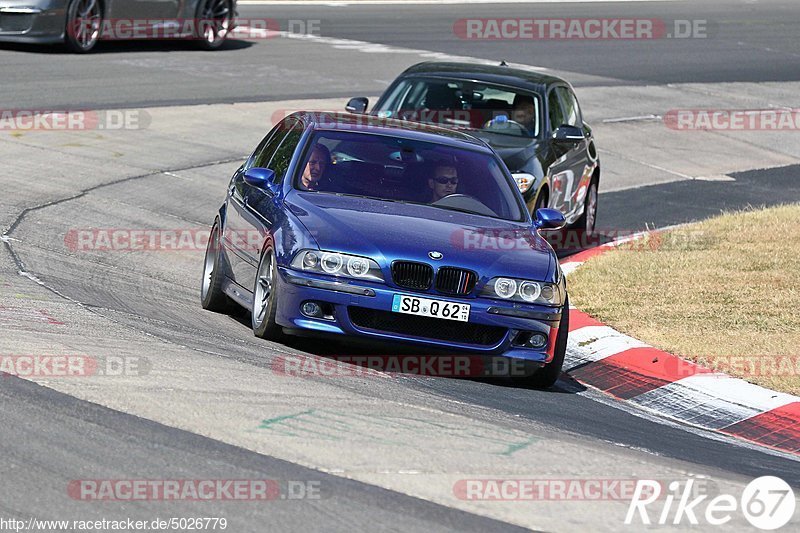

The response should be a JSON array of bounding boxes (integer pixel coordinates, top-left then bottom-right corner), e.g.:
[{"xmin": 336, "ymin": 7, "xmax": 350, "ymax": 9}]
[
  {"xmin": 300, "ymin": 144, "xmax": 331, "ymax": 191},
  {"xmin": 428, "ymin": 164, "xmax": 459, "ymax": 202}
]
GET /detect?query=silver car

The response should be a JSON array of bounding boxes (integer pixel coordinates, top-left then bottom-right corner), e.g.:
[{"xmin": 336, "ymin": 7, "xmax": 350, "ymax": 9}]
[{"xmin": 0, "ymin": 0, "xmax": 236, "ymax": 52}]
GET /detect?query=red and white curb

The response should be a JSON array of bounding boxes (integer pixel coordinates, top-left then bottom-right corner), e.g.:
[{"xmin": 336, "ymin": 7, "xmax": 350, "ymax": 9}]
[{"xmin": 560, "ymin": 238, "xmax": 800, "ymax": 456}]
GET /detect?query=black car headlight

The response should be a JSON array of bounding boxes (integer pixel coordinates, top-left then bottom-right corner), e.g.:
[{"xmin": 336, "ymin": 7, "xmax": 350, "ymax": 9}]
[
  {"xmin": 480, "ymin": 277, "xmax": 564, "ymax": 306},
  {"xmin": 512, "ymin": 172, "xmax": 535, "ymax": 193},
  {"xmin": 291, "ymin": 249, "xmax": 384, "ymax": 282}
]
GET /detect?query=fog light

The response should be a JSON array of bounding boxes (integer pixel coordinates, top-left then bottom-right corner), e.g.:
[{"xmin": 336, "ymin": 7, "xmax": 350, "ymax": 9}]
[
  {"xmin": 512, "ymin": 331, "xmax": 548, "ymax": 349},
  {"xmin": 301, "ymin": 301, "xmax": 323, "ymax": 318},
  {"xmin": 528, "ymin": 333, "xmax": 547, "ymax": 349}
]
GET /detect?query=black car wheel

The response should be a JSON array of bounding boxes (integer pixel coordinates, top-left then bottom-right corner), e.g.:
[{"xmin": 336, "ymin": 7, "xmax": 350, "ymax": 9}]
[
  {"xmin": 196, "ymin": 0, "xmax": 234, "ymax": 50},
  {"xmin": 65, "ymin": 0, "xmax": 103, "ymax": 53},
  {"xmin": 252, "ymin": 247, "xmax": 284, "ymax": 340},
  {"xmin": 517, "ymin": 296, "xmax": 569, "ymax": 389},
  {"xmin": 201, "ymin": 220, "xmax": 232, "ymax": 312},
  {"xmin": 573, "ymin": 178, "xmax": 598, "ymax": 238}
]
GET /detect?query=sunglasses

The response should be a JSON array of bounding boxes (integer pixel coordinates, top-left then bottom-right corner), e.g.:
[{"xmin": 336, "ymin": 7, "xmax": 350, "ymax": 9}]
[{"xmin": 434, "ymin": 177, "xmax": 459, "ymax": 185}]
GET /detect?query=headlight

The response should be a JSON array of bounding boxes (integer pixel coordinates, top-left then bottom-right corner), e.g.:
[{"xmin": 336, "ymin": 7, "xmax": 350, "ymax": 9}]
[
  {"xmin": 494, "ymin": 278, "xmax": 517, "ymax": 299},
  {"xmin": 291, "ymin": 249, "xmax": 384, "ymax": 282},
  {"xmin": 481, "ymin": 276, "xmax": 564, "ymax": 306},
  {"xmin": 347, "ymin": 256, "xmax": 370, "ymax": 277},
  {"xmin": 518, "ymin": 281, "xmax": 542, "ymax": 302},
  {"xmin": 512, "ymin": 172, "xmax": 535, "ymax": 193},
  {"xmin": 321, "ymin": 252, "xmax": 343, "ymax": 274},
  {"xmin": 302, "ymin": 251, "xmax": 319, "ymax": 269}
]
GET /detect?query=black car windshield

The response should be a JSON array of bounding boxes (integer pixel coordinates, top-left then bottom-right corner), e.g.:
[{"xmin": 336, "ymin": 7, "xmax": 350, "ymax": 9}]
[
  {"xmin": 374, "ymin": 77, "xmax": 541, "ymax": 138},
  {"xmin": 294, "ymin": 130, "xmax": 526, "ymax": 222}
]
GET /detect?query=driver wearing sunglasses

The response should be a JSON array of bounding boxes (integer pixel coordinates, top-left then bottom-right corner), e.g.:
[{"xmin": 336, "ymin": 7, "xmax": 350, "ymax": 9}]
[{"xmin": 428, "ymin": 164, "xmax": 459, "ymax": 202}]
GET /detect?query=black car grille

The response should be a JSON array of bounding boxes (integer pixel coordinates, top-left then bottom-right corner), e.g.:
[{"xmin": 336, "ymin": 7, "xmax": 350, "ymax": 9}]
[
  {"xmin": 348, "ymin": 307, "xmax": 506, "ymax": 346},
  {"xmin": 391, "ymin": 261, "xmax": 433, "ymax": 290},
  {"xmin": 435, "ymin": 267, "xmax": 477, "ymax": 296}
]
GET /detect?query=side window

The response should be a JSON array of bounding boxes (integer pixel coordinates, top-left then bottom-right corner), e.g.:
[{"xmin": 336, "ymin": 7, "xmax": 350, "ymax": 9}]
[
  {"xmin": 547, "ymin": 89, "xmax": 566, "ymax": 131},
  {"xmin": 556, "ymin": 87, "xmax": 582, "ymax": 127},
  {"xmin": 266, "ymin": 122, "xmax": 304, "ymax": 184},
  {"xmin": 248, "ymin": 130, "xmax": 277, "ymax": 169},
  {"xmin": 251, "ymin": 118, "xmax": 297, "ymax": 169},
  {"xmin": 378, "ymin": 80, "xmax": 416, "ymax": 115}
]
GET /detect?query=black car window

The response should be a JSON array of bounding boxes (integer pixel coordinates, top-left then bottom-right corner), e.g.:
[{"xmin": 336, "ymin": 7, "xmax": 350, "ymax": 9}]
[
  {"xmin": 374, "ymin": 77, "xmax": 541, "ymax": 138},
  {"xmin": 547, "ymin": 88, "xmax": 566, "ymax": 130},
  {"xmin": 252, "ymin": 118, "xmax": 297, "ymax": 169},
  {"xmin": 266, "ymin": 121, "xmax": 304, "ymax": 184},
  {"xmin": 556, "ymin": 87, "xmax": 582, "ymax": 127},
  {"xmin": 378, "ymin": 81, "xmax": 417, "ymax": 113}
]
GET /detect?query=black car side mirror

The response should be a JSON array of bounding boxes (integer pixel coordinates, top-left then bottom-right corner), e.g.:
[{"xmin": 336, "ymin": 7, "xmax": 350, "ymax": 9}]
[
  {"xmin": 552, "ymin": 125, "xmax": 585, "ymax": 143},
  {"xmin": 346, "ymin": 97, "xmax": 369, "ymax": 114}
]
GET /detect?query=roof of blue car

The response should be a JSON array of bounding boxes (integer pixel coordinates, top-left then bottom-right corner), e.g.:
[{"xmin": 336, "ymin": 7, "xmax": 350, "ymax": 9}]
[{"xmin": 297, "ymin": 111, "xmax": 491, "ymax": 149}]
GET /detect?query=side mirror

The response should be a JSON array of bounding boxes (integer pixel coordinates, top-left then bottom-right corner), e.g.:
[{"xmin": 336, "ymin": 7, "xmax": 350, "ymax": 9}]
[
  {"xmin": 244, "ymin": 167, "xmax": 279, "ymax": 195},
  {"xmin": 552, "ymin": 125, "xmax": 585, "ymax": 143},
  {"xmin": 346, "ymin": 97, "xmax": 369, "ymax": 114},
  {"xmin": 534, "ymin": 208, "xmax": 566, "ymax": 230}
]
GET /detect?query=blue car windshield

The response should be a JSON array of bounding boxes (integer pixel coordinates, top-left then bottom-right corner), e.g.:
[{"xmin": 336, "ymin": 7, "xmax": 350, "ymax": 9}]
[{"xmin": 294, "ymin": 130, "xmax": 526, "ymax": 222}]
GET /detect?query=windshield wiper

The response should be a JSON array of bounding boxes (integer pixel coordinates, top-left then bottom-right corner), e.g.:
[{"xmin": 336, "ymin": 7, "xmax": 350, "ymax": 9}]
[
  {"xmin": 432, "ymin": 204, "xmax": 492, "ymax": 217},
  {"xmin": 333, "ymin": 192, "xmax": 407, "ymax": 204}
]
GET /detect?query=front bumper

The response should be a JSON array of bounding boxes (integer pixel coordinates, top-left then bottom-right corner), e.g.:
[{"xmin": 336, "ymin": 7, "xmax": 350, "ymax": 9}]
[
  {"xmin": 274, "ymin": 267, "xmax": 562, "ymax": 364},
  {"xmin": 0, "ymin": 3, "xmax": 66, "ymax": 43}
]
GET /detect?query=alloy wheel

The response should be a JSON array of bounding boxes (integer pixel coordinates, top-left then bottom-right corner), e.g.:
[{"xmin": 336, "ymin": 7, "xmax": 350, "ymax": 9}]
[{"xmin": 253, "ymin": 253, "xmax": 273, "ymax": 327}]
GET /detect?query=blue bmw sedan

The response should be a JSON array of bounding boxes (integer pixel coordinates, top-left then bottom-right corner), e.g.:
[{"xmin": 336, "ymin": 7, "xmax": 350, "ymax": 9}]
[{"xmin": 201, "ymin": 112, "xmax": 570, "ymax": 387}]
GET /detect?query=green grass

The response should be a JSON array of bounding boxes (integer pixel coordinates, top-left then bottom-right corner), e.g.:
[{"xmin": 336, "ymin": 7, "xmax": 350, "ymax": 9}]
[{"xmin": 568, "ymin": 204, "xmax": 800, "ymax": 395}]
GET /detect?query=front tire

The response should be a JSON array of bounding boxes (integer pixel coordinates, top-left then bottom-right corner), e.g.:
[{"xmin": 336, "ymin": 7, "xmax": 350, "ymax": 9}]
[
  {"xmin": 520, "ymin": 296, "xmax": 569, "ymax": 389},
  {"xmin": 533, "ymin": 188, "xmax": 548, "ymax": 214},
  {"xmin": 252, "ymin": 247, "xmax": 284, "ymax": 340},
  {"xmin": 201, "ymin": 220, "xmax": 233, "ymax": 312},
  {"xmin": 65, "ymin": 0, "xmax": 103, "ymax": 53},
  {"xmin": 573, "ymin": 178, "xmax": 598, "ymax": 239},
  {"xmin": 196, "ymin": 0, "xmax": 234, "ymax": 50}
]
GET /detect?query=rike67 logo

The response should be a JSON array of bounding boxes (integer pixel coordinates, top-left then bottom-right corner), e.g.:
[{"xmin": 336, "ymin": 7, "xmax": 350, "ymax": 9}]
[{"xmin": 626, "ymin": 476, "xmax": 796, "ymax": 529}]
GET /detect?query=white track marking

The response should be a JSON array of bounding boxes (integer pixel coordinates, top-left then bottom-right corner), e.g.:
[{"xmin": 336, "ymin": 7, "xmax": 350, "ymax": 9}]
[
  {"xmin": 630, "ymin": 374, "xmax": 800, "ymax": 430},
  {"xmin": 237, "ymin": 26, "xmax": 551, "ymax": 72},
  {"xmin": 565, "ymin": 325, "xmax": 650, "ymax": 370}
]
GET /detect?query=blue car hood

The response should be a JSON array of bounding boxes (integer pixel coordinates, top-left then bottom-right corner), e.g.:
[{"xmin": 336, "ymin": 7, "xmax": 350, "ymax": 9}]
[{"xmin": 286, "ymin": 192, "xmax": 554, "ymax": 282}]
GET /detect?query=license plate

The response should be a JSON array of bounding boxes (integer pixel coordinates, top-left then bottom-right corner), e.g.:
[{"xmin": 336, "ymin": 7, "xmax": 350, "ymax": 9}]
[{"xmin": 391, "ymin": 294, "xmax": 470, "ymax": 322}]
